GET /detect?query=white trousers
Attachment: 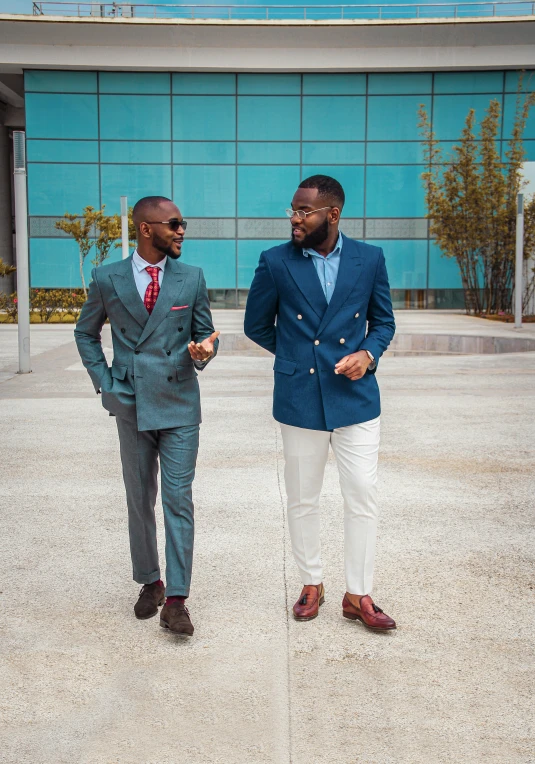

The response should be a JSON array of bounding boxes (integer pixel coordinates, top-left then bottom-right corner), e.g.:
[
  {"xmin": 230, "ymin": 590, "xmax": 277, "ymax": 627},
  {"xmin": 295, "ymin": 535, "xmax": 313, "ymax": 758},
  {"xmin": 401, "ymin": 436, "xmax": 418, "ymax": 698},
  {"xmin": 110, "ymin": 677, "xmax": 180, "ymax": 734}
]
[{"xmin": 280, "ymin": 417, "xmax": 380, "ymax": 596}]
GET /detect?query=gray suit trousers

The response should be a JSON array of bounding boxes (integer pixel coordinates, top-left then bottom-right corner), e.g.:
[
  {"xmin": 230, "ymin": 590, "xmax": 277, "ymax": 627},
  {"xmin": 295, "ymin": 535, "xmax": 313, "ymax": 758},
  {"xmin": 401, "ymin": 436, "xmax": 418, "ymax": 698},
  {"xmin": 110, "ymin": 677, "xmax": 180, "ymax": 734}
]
[{"xmin": 116, "ymin": 417, "xmax": 199, "ymax": 597}]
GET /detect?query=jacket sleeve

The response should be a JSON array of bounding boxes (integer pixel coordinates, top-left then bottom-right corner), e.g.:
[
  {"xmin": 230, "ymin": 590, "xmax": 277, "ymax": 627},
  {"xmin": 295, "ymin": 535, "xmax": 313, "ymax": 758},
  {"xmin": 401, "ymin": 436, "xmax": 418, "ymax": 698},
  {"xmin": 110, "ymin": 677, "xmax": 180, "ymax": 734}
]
[
  {"xmin": 191, "ymin": 269, "xmax": 218, "ymax": 370},
  {"xmin": 244, "ymin": 252, "xmax": 278, "ymax": 355},
  {"xmin": 359, "ymin": 249, "xmax": 395, "ymax": 373},
  {"xmin": 74, "ymin": 269, "xmax": 111, "ymax": 393}
]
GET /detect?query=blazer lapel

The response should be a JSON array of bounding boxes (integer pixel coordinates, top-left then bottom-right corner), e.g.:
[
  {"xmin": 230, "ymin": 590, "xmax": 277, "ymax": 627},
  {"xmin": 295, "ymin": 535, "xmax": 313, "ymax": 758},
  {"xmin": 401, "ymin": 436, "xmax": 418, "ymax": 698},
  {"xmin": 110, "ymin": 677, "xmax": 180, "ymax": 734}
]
[
  {"xmin": 110, "ymin": 257, "xmax": 149, "ymax": 330},
  {"xmin": 284, "ymin": 248, "xmax": 328, "ymax": 320},
  {"xmin": 137, "ymin": 258, "xmax": 185, "ymax": 346},
  {"xmin": 317, "ymin": 236, "xmax": 363, "ymax": 336}
]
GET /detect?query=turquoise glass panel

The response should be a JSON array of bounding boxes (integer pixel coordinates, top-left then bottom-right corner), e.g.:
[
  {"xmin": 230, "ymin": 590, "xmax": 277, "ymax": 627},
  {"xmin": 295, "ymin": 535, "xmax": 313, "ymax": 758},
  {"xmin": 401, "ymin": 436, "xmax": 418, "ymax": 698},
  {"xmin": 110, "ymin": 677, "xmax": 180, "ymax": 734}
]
[
  {"xmin": 303, "ymin": 74, "xmax": 366, "ymax": 95},
  {"xmin": 238, "ymin": 74, "xmax": 300, "ymax": 95},
  {"xmin": 503, "ymin": 94, "xmax": 535, "ymax": 140},
  {"xmin": 99, "ymin": 95, "xmax": 170, "ymax": 140},
  {"xmin": 238, "ymin": 166, "xmax": 301, "ymax": 217},
  {"xmin": 100, "ymin": 165, "xmax": 172, "ymax": 214},
  {"xmin": 179, "ymin": 240, "xmax": 236, "ymax": 289},
  {"xmin": 432, "ymin": 94, "xmax": 503, "ymax": 141},
  {"xmin": 101, "ymin": 141, "xmax": 171, "ymax": 164},
  {"xmin": 173, "ymin": 142, "xmax": 235, "ymax": 164},
  {"xmin": 173, "ymin": 96, "xmax": 236, "ymax": 140},
  {"xmin": 521, "ymin": 140, "xmax": 535, "ymax": 160},
  {"xmin": 238, "ymin": 96, "xmax": 300, "ymax": 141},
  {"xmin": 505, "ymin": 70, "xmax": 535, "ymax": 93},
  {"xmin": 25, "ymin": 94, "xmax": 98, "ymax": 139},
  {"xmin": 301, "ymin": 165, "xmax": 364, "ymax": 217},
  {"xmin": 173, "ymin": 166, "xmax": 236, "ymax": 217},
  {"xmin": 366, "ymin": 166, "xmax": 426, "ymax": 217},
  {"xmin": 368, "ymin": 73, "xmax": 432, "ymax": 95},
  {"xmin": 27, "ymin": 140, "xmax": 98, "ymax": 163},
  {"xmin": 367, "ymin": 142, "xmax": 425, "ymax": 164},
  {"xmin": 428, "ymin": 243, "xmax": 463, "ymax": 289},
  {"xmin": 30, "ymin": 238, "xmax": 116, "ymax": 289},
  {"xmin": 28, "ymin": 164, "xmax": 99, "ymax": 216},
  {"xmin": 302, "ymin": 143, "xmax": 365, "ymax": 164},
  {"xmin": 173, "ymin": 73, "xmax": 236, "ymax": 94},
  {"xmin": 238, "ymin": 240, "xmax": 287, "ymax": 288},
  {"xmin": 367, "ymin": 96, "xmax": 431, "ymax": 141},
  {"xmin": 99, "ymin": 72, "xmax": 170, "ymax": 94},
  {"xmin": 302, "ymin": 97, "xmax": 366, "ymax": 140},
  {"xmin": 366, "ymin": 240, "xmax": 427, "ymax": 289},
  {"xmin": 25, "ymin": 71, "xmax": 97, "ymax": 93},
  {"xmin": 238, "ymin": 142, "xmax": 299, "ymax": 164},
  {"xmin": 434, "ymin": 72, "xmax": 504, "ymax": 94}
]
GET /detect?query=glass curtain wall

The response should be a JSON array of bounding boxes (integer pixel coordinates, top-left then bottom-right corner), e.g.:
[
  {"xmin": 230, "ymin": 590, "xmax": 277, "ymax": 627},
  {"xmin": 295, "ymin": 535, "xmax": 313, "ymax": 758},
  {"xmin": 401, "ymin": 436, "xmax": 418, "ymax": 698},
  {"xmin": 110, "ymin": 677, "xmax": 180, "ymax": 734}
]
[{"xmin": 25, "ymin": 70, "xmax": 535, "ymax": 308}]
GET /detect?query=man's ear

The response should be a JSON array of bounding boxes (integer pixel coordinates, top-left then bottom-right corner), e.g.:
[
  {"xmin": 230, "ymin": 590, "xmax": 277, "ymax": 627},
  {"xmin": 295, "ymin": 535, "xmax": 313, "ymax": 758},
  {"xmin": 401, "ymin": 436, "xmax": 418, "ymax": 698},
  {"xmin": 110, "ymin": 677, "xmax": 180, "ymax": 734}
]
[
  {"xmin": 330, "ymin": 207, "xmax": 341, "ymax": 224},
  {"xmin": 139, "ymin": 222, "xmax": 152, "ymax": 239}
]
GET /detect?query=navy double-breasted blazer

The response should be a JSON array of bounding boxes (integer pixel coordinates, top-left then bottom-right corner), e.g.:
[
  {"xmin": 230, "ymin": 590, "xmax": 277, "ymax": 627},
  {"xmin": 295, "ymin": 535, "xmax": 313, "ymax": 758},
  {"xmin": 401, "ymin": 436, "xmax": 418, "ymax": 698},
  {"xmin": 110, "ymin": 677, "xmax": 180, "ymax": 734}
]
[{"xmin": 244, "ymin": 234, "xmax": 395, "ymax": 431}]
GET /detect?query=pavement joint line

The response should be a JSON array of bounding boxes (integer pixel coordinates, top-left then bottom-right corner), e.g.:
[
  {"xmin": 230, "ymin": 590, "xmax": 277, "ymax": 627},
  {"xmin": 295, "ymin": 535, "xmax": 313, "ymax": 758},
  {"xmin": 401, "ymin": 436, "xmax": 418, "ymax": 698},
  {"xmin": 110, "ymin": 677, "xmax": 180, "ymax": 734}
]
[{"xmin": 275, "ymin": 421, "xmax": 293, "ymax": 764}]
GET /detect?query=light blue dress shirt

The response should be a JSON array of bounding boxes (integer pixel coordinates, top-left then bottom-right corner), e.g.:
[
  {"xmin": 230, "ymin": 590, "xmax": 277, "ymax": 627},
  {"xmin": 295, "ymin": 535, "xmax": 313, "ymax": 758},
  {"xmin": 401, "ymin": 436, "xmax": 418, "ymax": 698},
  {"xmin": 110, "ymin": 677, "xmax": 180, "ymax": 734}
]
[{"xmin": 302, "ymin": 231, "xmax": 343, "ymax": 304}]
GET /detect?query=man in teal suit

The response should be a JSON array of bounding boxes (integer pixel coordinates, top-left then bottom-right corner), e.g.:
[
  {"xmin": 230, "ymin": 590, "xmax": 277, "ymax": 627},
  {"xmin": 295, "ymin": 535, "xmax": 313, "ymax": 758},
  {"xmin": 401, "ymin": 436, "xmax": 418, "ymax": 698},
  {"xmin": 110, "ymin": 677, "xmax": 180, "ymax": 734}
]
[{"xmin": 75, "ymin": 196, "xmax": 219, "ymax": 637}]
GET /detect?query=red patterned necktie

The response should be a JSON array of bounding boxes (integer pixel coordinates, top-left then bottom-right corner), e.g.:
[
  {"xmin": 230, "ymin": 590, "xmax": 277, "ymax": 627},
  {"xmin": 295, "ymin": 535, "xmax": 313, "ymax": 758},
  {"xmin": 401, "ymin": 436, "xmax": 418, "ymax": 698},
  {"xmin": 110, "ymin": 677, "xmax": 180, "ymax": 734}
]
[{"xmin": 144, "ymin": 266, "xmax": 160, "ymax": 314}]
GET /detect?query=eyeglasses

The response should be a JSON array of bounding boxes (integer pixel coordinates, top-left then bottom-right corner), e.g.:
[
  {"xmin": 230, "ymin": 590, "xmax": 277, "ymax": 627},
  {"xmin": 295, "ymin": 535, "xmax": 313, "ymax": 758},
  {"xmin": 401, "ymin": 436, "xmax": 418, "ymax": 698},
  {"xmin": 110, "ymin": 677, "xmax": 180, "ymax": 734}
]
[
  {"xmin": 285, "ymin": 206, "xmax": 331, "ymax": 221},
  {"xmin": 145, "ymin": 218, "xmax": 188, "ymax": 232}
]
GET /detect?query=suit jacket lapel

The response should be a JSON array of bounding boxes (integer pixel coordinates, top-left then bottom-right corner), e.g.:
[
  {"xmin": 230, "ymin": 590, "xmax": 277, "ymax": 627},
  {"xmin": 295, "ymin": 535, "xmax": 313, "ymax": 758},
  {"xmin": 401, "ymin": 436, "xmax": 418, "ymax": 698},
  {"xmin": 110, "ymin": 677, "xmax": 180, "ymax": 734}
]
[
  {"xmin": 317, "ymin": 236, "xmax": 363, "ymax": 336},
  {"xmin": 284, "ymin": 247, "xmax": 328, "ymax": 320},
  {"xmin": 109, "ymin": 257, "xmax": 149, "ymax": 330},
  {"xmin": 137, "ymin": 258, "xmax": 185, "ymax": 346}
]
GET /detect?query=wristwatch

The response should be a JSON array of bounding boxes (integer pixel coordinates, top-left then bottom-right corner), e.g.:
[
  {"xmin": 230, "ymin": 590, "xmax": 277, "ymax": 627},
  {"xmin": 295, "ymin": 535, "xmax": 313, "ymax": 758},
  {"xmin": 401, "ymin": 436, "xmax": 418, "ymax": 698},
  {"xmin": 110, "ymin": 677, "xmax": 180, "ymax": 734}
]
[{"xmin": 364, "ymin": 350, "xmax": 376, "ymax": 370}]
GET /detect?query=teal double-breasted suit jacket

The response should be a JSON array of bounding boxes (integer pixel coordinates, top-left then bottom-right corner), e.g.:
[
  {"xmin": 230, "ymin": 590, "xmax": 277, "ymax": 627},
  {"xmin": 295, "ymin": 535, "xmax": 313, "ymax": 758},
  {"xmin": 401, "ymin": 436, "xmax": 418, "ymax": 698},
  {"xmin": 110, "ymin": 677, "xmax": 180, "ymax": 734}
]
[{"xmin": 75, "ymin": 255, "xmax": 218, "ymax": 432}]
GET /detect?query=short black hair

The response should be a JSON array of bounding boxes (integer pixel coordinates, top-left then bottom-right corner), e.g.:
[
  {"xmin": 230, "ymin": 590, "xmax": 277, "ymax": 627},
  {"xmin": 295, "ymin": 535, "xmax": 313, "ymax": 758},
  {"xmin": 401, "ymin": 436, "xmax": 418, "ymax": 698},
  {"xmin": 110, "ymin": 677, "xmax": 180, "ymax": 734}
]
[
  {"xmin": 132, "ymin": 196, "xmax": 173, "ymax": 228},
  {"xmin": 298, "ymin": 175, "xmax": 345, "ymax": 210}
]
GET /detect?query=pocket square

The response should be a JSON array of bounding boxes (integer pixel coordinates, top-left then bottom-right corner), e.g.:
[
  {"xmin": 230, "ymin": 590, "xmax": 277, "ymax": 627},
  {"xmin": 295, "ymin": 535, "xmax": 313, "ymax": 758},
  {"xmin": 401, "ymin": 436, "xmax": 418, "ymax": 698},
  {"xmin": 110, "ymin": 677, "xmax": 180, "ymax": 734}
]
[{"xmin": 171, "ymin": 305, "xmax": 189, "ymax": 311}]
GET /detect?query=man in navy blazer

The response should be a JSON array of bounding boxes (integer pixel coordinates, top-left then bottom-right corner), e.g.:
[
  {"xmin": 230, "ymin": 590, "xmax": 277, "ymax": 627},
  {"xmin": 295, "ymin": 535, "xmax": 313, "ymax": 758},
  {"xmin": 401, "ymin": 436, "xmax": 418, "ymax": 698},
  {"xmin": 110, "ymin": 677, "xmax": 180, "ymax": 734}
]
[{"xmin": 244, "ymin": 175, "xmax": 396, "ymax": 631}]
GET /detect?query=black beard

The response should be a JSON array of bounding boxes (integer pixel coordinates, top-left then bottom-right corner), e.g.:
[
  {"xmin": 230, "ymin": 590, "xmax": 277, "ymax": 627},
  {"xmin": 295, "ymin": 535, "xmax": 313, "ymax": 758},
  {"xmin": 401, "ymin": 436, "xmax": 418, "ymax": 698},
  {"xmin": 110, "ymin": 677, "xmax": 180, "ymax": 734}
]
[
  {"xmin": 293, "ymin": 217, "xmax": 330, "ymax": 250},
  {"xmin": 153, "ymin": 232, "xmax": 181, "ymax": 259}
]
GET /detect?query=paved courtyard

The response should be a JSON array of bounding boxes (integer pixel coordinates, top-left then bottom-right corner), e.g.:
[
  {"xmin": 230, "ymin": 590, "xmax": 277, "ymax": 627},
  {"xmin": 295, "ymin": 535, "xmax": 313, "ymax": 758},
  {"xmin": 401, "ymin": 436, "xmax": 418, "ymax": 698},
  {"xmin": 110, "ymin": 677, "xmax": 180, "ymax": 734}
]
[{"xmin": 0, "ymin": 316, "xmax": 534, "ymax": 763}]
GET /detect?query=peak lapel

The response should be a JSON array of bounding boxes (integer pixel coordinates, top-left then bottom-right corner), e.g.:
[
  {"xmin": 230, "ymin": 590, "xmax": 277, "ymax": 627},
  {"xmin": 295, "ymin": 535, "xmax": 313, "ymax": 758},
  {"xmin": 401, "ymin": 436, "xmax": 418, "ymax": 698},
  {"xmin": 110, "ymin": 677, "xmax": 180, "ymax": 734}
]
[
  {"xmin": 137, "ymin": 259, "xmax": 185, "ymax": 346},
  {"xmin": 109, "ymin": 257, "xmax": 149, "ymax": 329},
  {"xmin": 284, "ymin": 250, "xmax": 327, "ymax": 320},
  {"xmin": 317, "ymin": 237, "xmax": 362, "ymax": 336}
]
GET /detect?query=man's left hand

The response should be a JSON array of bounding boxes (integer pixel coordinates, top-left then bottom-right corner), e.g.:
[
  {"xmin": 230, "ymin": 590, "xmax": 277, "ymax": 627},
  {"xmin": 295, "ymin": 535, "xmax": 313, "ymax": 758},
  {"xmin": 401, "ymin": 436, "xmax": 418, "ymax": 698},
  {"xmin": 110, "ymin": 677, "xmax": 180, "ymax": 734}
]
[
  {"xmin": 188, "ymin": 331, "xmax": 220, "ymax": 363},
  {"xmin": 334, "ymin": 350, "xmax": 371, "ymax": 381}
]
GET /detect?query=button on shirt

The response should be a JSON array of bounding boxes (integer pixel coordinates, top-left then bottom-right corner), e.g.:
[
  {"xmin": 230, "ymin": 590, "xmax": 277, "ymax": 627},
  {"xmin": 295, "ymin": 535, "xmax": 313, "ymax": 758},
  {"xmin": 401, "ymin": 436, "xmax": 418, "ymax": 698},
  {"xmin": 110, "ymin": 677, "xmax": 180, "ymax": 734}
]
[
  {"xmin": 132, "ymin": 249, "xmax": 167, "ymax": 302},
  {"xmin": 302, "ymin": 231, "xmax": 343, "ymax": 304}
]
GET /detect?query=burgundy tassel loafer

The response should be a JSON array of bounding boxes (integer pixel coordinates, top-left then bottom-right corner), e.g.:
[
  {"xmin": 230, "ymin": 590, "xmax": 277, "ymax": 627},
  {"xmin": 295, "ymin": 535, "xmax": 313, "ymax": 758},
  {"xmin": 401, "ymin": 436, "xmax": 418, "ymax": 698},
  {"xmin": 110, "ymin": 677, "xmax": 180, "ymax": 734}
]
[
  {"xmin": 293, "ymin": 583, "xmax": 325, "ymax": 621},
  {"xmin": 342, "ymin": 594, "xmax": 396, "ymax": 631}
]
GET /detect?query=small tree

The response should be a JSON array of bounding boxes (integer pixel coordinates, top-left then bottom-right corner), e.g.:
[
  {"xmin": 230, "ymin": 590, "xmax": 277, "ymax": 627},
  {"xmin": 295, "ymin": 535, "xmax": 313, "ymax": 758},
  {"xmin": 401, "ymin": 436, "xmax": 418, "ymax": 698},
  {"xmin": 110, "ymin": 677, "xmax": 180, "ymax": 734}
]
[
  {"xmin": 55, "ymin": 206, "xmax": 100, "ymax": 296},
  {"xmin": 419, "ymin": 81, "xmax": 535, "ymax": 315},
  {"xmin": 0, "ymin": 258, "xmax": 16, "ymax": 278},
  {"xmin": 92, "ymin": 207, "xmax": 122, "ymax": 268}
]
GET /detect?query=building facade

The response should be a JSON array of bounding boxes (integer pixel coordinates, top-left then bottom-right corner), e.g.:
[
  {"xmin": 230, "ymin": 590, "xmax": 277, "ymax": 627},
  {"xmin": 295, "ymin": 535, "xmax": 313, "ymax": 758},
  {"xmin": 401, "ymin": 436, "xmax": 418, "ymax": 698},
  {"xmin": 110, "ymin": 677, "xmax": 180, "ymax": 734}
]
[{"xmin": 1, "ymin": 9, "xmax": 535, "ymax": 307}]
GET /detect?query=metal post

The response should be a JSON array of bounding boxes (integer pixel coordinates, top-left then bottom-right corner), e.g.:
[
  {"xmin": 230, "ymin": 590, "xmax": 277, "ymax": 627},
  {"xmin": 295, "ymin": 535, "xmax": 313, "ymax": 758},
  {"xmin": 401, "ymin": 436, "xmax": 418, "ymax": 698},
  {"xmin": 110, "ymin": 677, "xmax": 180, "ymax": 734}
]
[
  {"xmin": 13, "ymin": 131, "xmax": 31, "ymax": 374},
  {"xmin": 514, "ymin": 193, "xmax": 524, "ymax": 328},
  {"xmin": 120, "ymin": 195, "xmax": 129, "ymax": 259}
]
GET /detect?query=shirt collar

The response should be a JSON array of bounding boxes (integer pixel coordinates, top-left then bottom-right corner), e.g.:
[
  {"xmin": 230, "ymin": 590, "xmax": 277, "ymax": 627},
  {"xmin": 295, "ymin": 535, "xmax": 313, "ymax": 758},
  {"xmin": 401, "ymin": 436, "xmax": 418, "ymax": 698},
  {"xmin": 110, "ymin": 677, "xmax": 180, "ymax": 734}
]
[
  {"xmin": 132, "ymin": 249, "xmax": 167, "ymax": 273},
  {"xmin": 302, "ymin": 231, "xmax": 343, "ymax": 259}
]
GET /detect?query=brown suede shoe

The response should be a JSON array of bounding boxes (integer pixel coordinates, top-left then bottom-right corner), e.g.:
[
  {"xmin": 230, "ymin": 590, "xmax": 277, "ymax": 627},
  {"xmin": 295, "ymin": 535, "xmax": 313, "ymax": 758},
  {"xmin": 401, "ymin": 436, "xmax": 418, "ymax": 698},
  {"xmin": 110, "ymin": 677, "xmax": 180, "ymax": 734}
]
[
  {"xmin": 160, "ymin": 602, "xmax": 194, "ymax": 636},
  {"xmin": 293, "ymin": 583, "xmax": 325, "ymax": 621},
  {"xmin": 134, "ymin": 581, "xmax": 165, "ymax": 620},
  {"xmin": 342, "ymin": 594, "xmax": 396, "ymax": 631}
]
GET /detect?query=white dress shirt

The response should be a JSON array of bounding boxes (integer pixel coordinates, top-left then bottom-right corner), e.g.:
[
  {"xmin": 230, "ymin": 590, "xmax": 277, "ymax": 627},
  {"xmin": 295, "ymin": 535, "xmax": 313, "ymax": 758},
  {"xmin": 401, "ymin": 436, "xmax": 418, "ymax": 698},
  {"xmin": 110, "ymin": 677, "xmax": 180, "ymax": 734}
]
[{"xmin": 132, "ymin": 249, "xmax": 167, "ymax": 303}]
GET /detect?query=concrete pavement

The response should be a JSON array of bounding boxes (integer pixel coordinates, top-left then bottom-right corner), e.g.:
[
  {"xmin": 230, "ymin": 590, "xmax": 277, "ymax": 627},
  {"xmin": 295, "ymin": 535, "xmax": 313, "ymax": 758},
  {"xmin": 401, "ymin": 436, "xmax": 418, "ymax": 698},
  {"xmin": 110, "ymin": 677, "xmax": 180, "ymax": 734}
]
[{"xmin": 0, "ymin": 320, "xmax": 534, "ymax": 763}]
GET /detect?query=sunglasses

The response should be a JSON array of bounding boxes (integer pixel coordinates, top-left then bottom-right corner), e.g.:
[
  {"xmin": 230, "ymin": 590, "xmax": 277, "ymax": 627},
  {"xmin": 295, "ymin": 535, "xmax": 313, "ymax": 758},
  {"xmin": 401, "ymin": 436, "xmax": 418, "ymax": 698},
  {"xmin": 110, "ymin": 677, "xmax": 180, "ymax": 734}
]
[{"xmin": 145, "ymin": 218, "xmax": 188, "ymax": 232}]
